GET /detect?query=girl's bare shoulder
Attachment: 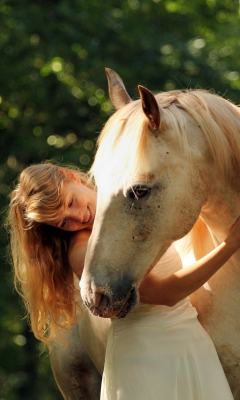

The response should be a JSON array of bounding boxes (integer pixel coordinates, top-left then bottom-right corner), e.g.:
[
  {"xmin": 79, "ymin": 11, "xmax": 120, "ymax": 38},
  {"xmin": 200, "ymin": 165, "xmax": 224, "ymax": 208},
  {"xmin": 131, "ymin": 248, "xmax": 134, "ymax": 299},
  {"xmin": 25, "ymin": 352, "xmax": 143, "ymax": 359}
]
[{"xmin": 68, "ymin": 230, "xmax": 92, "ymax": 278}]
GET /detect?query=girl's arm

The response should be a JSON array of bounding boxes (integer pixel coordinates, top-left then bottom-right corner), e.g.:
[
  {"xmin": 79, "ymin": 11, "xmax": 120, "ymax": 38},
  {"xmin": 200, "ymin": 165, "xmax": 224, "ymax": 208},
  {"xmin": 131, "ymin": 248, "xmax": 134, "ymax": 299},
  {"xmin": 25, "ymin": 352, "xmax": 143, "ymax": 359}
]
[
  {"xmin": 68, "ymin": 230, "xmax": 91, "ymax": 280},
  {"xmin": 139, "ymin": 218, "xmax": 240, "ymax": 306}
]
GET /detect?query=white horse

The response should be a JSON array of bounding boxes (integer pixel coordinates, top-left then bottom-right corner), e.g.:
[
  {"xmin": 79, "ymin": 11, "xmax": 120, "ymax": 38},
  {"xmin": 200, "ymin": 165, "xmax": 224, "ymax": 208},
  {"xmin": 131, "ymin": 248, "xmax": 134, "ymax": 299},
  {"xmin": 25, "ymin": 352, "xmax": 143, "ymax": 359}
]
[{"xmin": 50, "ymin": 69, "xmax": 240, "ymax": 399}]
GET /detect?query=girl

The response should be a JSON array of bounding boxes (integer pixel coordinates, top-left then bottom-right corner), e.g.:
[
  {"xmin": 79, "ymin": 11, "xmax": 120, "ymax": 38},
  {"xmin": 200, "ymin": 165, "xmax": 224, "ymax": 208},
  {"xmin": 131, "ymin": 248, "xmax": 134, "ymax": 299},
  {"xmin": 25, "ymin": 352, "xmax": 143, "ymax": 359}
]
[{"xmin": 8, "ymin": 162, "xmax": 239, "ymax": 399}]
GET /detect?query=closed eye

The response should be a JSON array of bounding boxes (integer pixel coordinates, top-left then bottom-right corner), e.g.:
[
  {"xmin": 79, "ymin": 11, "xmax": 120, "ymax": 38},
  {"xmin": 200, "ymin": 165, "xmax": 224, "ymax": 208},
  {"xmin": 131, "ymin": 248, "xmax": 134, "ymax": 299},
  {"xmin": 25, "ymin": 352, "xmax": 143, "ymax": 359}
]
[
  {"xmin": 68, "ymin": 198, "xmax": 73, "ymax": 207},
  {"xmin": 129, "ymin": 186, "xmax": 151, "ymax": 199},
  {"xmin": 61, "ymin": 218, "xmax": 67, "ymax": 228}
]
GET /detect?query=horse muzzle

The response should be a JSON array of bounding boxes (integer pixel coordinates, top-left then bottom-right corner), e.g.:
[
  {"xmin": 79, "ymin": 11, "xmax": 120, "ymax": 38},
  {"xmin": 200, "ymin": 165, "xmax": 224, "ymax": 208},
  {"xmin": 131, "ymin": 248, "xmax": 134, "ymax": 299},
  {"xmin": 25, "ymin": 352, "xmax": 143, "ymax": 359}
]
[{"xmin": 80, "ymin": 279, "xmax": 139, "ymax": 318}]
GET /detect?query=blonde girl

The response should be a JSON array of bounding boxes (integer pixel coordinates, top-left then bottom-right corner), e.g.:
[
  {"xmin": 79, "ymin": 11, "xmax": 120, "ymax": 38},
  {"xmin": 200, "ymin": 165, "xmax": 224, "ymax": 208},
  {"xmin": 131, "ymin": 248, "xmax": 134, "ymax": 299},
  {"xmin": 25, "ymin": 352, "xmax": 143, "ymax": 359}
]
[{"xmin": 8, "ymin": 162, "xmax": 95, "ymax": 344}]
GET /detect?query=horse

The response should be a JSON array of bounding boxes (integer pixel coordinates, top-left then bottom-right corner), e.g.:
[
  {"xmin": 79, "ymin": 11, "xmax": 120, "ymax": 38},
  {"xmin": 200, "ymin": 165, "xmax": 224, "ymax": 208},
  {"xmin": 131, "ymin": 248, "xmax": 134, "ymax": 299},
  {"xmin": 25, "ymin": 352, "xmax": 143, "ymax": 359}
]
[
  {"xmin": 77, "ymin": 68, "xmax": 240, "ymax": 399},
  {"xmin": 49, "ymin": 69, "xmax": 240, "ymax": 400}
]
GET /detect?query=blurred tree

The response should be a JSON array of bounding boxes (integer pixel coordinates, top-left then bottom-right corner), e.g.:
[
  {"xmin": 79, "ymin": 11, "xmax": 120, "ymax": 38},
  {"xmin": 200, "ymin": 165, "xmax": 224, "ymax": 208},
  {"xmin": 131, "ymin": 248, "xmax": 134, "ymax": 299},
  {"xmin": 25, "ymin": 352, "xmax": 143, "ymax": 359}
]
[{"xmin": 1, "ymin": 0, "xmax": 240, "ymax": 398}]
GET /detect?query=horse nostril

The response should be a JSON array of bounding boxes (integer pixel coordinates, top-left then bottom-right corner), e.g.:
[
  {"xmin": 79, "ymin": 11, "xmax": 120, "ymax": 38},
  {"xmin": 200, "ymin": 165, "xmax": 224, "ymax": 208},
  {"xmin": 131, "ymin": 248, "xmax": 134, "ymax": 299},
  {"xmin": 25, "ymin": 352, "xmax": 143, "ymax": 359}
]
[
  {"xmin": 99, "ymin": 294, "xmax": 108, "ymax": 307},
  {"xmin": 89, "ymin": 292, "xmax": 110, "ymax": 316},
  {"xmin": 82, "ymin": 281, "xmax": 138, "ymax": 318},
  {"xmin": 92, "ymin": 291, "xmax": 106, "ymax": 309}
]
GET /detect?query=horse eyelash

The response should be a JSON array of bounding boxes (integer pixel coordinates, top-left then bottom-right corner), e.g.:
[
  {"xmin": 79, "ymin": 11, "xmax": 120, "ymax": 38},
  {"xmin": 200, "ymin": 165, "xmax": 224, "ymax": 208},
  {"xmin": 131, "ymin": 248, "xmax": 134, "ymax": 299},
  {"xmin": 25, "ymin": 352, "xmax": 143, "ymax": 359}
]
[{"xmin": 130, "ymin": 186, "xmax": 139, "ymax": 200}]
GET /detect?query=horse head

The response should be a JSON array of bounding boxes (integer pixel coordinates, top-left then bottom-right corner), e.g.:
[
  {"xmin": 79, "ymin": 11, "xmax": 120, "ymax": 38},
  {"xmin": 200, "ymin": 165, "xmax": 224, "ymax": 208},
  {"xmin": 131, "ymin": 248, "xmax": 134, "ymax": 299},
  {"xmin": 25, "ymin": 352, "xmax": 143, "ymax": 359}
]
[{"xmin": 80, "ymin": 69, "xmax": 226, "ymax": 318}]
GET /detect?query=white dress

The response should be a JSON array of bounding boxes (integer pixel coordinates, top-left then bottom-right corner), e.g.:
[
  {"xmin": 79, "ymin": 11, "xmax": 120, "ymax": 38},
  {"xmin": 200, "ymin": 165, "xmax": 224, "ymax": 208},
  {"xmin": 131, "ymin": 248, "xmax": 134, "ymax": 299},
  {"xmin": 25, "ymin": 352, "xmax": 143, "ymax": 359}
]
[{"xmin": 100, "ymin": 245, "xmax": 233, "ymax": 400}]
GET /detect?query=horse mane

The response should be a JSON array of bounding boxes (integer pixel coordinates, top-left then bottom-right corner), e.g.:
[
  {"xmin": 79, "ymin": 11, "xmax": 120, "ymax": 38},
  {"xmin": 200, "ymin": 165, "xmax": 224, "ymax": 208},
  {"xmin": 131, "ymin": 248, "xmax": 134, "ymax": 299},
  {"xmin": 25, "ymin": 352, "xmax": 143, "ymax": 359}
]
[
  {"xmin": 92, "ymin": 89, "xmax": 240, "ymax": 190},
  {"xmin": 160, "ymin": 89, "xmax": 240, "ymax": 183}
]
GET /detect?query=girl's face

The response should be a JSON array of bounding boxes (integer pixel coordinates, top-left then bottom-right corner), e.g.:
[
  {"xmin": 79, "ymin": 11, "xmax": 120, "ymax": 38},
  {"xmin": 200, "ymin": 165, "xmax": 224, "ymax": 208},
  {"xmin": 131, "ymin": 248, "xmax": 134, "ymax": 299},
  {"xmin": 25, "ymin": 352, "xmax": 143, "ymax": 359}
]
[{"xmin": 48, "ymin": 179, "xmax": 97, "ymax": 232}]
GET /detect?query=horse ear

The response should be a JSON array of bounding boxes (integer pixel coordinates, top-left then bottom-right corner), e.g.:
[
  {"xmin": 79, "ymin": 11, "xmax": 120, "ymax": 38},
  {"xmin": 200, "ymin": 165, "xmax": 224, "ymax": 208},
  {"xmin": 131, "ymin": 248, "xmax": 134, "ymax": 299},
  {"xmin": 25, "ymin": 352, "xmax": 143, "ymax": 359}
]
[
  {"xmin": 105, "ymin": 68, "xmax": 132, "ymax": 110},
  {"xmin": 138, "ymin": 85, "xmax": 160, "ymax": 132}
]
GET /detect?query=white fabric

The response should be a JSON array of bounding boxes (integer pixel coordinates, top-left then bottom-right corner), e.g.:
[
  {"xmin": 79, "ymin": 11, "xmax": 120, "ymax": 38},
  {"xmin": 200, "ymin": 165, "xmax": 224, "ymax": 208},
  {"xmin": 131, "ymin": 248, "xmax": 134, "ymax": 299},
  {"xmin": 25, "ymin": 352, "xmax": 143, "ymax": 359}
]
[{"xmin": 100, "ymin": 245, "xmax": 233, "ymax": 400}]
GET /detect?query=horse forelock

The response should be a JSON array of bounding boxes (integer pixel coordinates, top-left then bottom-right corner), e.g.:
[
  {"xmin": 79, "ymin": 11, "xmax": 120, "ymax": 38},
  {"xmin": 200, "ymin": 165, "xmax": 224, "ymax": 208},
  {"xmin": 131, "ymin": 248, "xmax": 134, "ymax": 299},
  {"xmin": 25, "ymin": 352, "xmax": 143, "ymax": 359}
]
[
  {"xmin": 91, "ymin": 101, "xmax": 156, "ymax": 191},
  {"xmin": 92, "ymin": 89, "xmax": 240, "ymax": 191}
]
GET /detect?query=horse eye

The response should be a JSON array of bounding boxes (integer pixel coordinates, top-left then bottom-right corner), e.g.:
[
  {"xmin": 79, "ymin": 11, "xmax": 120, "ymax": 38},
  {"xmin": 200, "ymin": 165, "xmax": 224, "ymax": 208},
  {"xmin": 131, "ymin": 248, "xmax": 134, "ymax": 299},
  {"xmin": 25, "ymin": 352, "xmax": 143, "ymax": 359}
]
[{"xmin": 129, "ymin": 186, "xmax": 151, "ymax": 199}]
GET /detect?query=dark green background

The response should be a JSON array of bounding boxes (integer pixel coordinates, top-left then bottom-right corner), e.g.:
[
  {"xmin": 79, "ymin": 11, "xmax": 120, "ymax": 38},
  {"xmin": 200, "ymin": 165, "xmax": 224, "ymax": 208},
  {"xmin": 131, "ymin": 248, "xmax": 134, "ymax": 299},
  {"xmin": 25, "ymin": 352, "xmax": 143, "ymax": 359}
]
[{"xmin": 1, "ymin": 0, "xmax": 240, "ymax": 398}]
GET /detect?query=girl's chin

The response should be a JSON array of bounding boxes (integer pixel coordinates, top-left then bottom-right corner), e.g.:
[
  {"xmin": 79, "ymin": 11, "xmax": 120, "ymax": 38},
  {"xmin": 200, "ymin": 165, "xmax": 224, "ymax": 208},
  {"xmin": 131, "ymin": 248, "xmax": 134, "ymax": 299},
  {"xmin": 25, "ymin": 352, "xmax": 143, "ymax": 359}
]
[{"xmin": 81, "ymin": 223, "xmax": 93, "ymax": 231}]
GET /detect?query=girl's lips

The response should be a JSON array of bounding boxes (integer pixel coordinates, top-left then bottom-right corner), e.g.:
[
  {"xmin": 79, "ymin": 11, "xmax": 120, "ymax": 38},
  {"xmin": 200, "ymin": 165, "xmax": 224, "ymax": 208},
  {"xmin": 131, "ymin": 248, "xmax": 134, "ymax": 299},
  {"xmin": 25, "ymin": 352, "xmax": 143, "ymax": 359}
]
[
  {"xmin": 84, "ymin": 206, "xmax": 94, "ymax": 225},
  {"xmin": 85, "ymin": 207, "xmax": 91, "ymax": 223}
]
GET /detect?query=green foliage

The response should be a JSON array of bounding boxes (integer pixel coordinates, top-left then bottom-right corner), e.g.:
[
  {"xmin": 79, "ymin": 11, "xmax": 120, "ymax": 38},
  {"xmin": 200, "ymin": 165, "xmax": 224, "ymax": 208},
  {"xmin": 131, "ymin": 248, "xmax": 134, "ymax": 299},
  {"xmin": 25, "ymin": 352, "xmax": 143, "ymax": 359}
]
[{"xmin": 1, "ymin": 0, "xmax": 240, "ymax": 398}]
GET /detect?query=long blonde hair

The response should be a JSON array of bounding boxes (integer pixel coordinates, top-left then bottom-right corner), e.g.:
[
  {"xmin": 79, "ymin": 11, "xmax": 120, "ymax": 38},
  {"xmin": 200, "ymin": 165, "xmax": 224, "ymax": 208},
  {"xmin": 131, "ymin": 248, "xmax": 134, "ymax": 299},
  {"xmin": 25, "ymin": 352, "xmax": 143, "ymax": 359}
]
[{"xmin": 8, "ymin": 162, "xmax": 93, "ymax": 344}]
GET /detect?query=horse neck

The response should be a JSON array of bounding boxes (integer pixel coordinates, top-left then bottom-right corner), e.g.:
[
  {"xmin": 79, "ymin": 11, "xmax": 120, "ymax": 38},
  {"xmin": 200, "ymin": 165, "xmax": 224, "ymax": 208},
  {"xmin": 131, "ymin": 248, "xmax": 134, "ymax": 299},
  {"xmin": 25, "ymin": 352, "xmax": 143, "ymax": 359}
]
[
  {"xmin": 200, "ymin": 180, "xmax": 240, "ymax": 241},
  {"xmin": 199, "ymin": 179, "xmax": 240, "ymax": 273}
]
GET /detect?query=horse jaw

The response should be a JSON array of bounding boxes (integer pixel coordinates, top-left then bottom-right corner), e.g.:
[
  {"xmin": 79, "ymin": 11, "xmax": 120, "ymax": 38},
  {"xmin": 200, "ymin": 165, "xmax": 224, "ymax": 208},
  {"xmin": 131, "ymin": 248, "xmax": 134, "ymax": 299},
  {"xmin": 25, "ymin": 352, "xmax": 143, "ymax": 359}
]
[{"xmin": 201, "ymin": 185, "xmax": 240, "ymax": 240}]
